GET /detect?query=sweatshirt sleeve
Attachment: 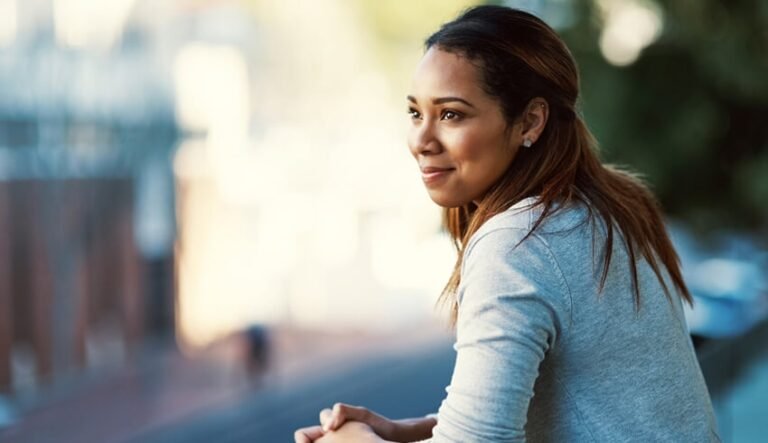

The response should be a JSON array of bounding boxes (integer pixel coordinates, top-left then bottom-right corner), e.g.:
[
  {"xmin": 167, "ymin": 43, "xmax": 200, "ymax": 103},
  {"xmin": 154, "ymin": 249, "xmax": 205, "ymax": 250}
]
[{"xmin": 429, "ymin": 228, "xmax": 571, "ymax": 443}]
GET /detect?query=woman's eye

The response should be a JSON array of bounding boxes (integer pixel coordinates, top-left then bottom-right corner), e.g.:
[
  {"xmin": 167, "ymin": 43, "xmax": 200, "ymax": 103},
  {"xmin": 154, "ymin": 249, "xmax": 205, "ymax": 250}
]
[
  {"xmin": 407, "ymin": 108, "xmax": 421, "ymax": 119},
  {"xmin": 441, "ymin": 110, "xmax": 461, "ymax": 120}
]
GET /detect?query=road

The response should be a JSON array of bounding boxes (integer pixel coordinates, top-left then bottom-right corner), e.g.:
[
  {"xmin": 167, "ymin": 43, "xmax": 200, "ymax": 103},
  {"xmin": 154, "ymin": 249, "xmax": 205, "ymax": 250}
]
[{"xmin": 126, "ymin": 340, "xmax": 456, "ymax": 443}]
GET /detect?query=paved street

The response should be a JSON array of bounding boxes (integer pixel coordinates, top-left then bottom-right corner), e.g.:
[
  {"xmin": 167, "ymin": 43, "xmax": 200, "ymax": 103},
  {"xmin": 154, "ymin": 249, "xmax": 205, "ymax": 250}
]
[
  {"xmin": 125, "ymin": 339, "xmax": 456, "ymax": 443},
  {"xmin": 0, "ymin": 326, "xmax": 454, "ymax": 443}
]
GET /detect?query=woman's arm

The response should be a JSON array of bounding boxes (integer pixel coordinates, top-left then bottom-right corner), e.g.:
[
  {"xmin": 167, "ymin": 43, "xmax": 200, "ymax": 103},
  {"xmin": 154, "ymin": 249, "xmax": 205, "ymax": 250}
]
[
  {"xmin": 388, "ymin": 416, "xmax": 437, "ymax": 442},
  {"xmin": 429, "ymin": 228, "xmax": 570, "ymax": 442}
]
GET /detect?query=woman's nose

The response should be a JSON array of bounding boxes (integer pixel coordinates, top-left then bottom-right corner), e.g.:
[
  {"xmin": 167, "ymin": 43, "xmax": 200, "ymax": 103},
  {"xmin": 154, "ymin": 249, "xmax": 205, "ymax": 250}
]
[{"xmin": 408, "ymin": 122, "xmax": 441, "ymax": 156}]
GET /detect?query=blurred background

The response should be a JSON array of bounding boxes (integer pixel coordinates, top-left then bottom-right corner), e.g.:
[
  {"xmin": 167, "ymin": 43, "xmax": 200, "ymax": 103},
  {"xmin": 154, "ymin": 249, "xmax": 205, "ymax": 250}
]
[{"xmin": 0, "ymin": 0, "xmax": 765, "ymax": 442}]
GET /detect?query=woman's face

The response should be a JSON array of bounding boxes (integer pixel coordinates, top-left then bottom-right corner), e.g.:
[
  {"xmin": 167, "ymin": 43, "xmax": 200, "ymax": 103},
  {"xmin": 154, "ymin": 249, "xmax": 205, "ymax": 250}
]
[{"xmin": 407, "ymin": 47, "xmax": 522, "ymax": 207}]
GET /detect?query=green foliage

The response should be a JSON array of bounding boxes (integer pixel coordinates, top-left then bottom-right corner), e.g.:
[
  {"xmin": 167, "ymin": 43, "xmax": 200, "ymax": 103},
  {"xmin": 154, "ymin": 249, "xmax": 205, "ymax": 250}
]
[{"xmin": 558, "ymin": 0, "xmax": 768, "ymax": 234}]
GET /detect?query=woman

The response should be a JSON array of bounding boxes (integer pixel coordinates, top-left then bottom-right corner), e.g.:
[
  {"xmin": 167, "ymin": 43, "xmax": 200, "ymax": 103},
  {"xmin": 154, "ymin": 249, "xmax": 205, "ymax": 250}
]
[{"xmin": 295, "ymin": 5, "xmax": 720, "ymax": 442}]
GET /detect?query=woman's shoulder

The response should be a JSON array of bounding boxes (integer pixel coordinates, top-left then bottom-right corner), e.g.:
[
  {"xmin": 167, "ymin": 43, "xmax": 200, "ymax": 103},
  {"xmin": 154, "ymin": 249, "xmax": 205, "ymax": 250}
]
[
  {"xmin": 463, "ymin": 197, "xmax": 592, "ymax": 275},
  {"xmin": 470, "ymin": 197, "xmax": 592, "ymax": 249},
  {"xmin": 460, "ymin": 198, "xmax": 574, "ymax": 314},
  {"xmin": 462, "ymin": 198, "xmax": 597, "ymax": 290}
]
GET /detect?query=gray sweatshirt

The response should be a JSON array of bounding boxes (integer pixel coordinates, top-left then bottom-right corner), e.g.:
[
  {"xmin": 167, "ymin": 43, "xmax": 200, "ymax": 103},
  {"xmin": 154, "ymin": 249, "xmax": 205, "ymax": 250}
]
[{"xmin": 422, "ymin": 198, "xmax": 720, "ymax": 442}]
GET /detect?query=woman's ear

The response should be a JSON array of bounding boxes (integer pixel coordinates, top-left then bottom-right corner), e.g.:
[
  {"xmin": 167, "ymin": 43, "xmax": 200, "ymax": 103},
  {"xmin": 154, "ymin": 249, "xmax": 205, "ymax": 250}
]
[{"xmin": 519, "ymin": 97, "xmax": 549, "ymax": 147}]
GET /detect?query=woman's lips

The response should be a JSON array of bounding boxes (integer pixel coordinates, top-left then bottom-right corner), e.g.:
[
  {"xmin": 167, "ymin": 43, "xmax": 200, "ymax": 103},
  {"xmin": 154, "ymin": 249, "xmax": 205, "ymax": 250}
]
[{"xmin": 420, "ymin": 167, "xmax": 455, "ymax": 184}]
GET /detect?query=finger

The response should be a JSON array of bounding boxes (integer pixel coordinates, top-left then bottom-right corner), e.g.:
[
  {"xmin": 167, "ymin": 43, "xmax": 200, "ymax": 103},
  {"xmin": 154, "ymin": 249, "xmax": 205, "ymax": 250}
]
[
  {"xmin": 328, "ymin": 403, "xmax": 371, "ymax": 431},
  {"xmin": 325, "ymin": 403, "xmax": 349, "ymax": 431},
  {"xmin": 328, "ymin": 403, "xmax": 343, "ymax": 430},
  {"xmin": 336, "ymin": 403, "xmax": 369, "ymax": 422},
  {"xmin": 319, "ymin": 408, "xmax": 333, "ymax": 430},
  {"xmin": 294, "ymin": 430, "xmax": 309, "ymax": 443},
  {"xmin": 294, "ymin": 425, "xmax": 324, "ymax": 443}
]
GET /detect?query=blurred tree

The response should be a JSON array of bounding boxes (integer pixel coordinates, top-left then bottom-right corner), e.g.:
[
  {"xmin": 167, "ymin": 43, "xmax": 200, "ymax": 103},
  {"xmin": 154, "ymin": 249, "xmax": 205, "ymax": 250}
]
[{"xmin": 554, "ymin": 0, "xmax": 768, "ymax": 236}]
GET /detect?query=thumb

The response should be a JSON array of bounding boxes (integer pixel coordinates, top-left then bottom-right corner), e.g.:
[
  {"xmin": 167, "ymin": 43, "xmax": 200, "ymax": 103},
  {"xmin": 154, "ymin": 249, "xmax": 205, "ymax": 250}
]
[
  {"xmin": 319, "ymin": 408, "xmax": 333, "ymax": 431},
  {"xmin": 324, "ymin": 403, "xmax": 369, "ymax": 432}
]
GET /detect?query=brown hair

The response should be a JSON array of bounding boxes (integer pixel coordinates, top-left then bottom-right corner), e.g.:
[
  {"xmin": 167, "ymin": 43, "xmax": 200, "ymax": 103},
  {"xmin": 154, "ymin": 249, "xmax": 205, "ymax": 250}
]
[{"xmin": 426, "ymin": 6, "xmax": 692, "ymax": 325}]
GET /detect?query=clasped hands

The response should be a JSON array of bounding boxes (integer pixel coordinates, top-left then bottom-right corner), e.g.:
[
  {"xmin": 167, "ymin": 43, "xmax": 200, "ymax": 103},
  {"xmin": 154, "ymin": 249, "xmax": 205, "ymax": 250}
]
[{"xmin": 294, "ymin": 403, "xmax": 437, "ymax": 442}]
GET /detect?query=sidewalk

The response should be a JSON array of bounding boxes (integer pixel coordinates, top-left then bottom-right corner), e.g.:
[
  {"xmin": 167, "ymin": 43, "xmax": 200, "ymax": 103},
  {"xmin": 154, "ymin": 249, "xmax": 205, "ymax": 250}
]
[{"xmin": 0, "ymin": 322, "xmax": 453, "ymax": 443}]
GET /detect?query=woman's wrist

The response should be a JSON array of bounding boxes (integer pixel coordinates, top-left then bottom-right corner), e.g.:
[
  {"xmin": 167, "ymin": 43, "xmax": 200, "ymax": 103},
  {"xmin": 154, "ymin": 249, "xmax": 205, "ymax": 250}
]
[{"xmin": 389, "ymin": 416, "xmax": 437, "ymax": 442}]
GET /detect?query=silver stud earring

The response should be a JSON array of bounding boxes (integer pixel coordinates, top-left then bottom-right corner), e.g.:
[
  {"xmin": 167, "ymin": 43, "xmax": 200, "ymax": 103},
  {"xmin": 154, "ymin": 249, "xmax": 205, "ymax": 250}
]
[{"xmin": 522, "ymin": 139, "xmax": 533, "ymax": 148}]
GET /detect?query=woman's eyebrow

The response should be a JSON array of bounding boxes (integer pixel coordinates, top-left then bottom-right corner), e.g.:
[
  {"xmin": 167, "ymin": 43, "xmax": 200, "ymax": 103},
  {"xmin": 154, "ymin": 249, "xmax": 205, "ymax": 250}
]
[{"xmin": 407, "ymin": 95, "xmax": 476, "ymax": 108}]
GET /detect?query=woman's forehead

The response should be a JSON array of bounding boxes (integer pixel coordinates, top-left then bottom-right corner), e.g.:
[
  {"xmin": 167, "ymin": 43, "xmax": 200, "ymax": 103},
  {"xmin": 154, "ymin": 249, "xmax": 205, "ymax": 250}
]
[{"xmin": 409, "ymin": 47, "xmax": 487, "ymax": 102}]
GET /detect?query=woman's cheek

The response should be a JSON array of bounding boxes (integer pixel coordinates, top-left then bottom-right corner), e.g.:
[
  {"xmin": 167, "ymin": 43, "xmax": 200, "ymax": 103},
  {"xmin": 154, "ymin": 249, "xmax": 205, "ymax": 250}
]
[{"xmin": 447, "ymin": 133, "xmax": 482, "ymax": 162}]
